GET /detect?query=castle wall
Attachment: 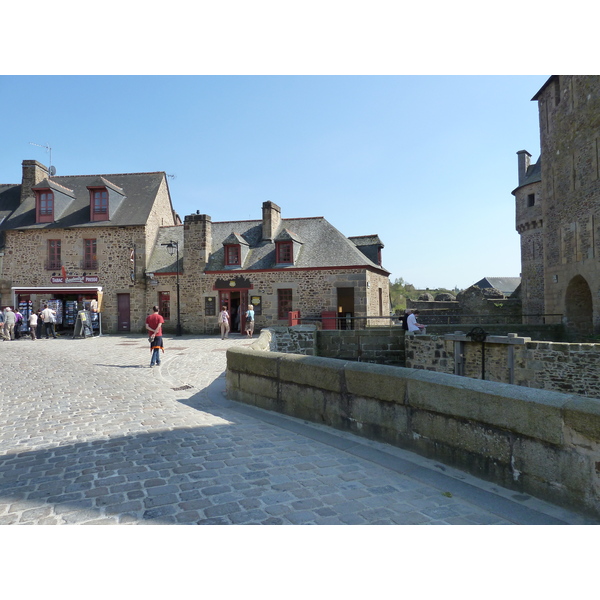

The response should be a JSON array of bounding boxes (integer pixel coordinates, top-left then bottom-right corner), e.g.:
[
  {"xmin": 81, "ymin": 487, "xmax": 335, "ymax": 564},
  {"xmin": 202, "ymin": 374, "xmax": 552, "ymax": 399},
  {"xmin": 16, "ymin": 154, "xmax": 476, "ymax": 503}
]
[
  {"xmin": 406, "ymin": 333, "xmax": 600, "ymax": 399},
  {"xmin": 535, "ymin": 76, "xmax": 600, "ymax": 333}
]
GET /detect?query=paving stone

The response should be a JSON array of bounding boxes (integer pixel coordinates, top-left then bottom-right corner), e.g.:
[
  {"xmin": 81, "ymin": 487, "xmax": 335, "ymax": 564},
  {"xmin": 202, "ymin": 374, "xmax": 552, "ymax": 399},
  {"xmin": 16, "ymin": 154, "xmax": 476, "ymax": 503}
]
[{"xmin": 0, "ymin": 334, "xmax": 593, "ymax": 527}]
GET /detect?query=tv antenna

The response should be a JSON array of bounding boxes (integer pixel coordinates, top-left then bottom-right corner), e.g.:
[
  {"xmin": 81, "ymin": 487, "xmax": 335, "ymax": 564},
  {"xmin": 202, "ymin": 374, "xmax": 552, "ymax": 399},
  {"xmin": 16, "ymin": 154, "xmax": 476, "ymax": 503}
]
[
  {"xmin": 29, "ymin": 142, "xmax": 55, "ymax": 176},
  {"xmin": 167, "ymin": 173, "xmax": 176, "ymax": 180}
]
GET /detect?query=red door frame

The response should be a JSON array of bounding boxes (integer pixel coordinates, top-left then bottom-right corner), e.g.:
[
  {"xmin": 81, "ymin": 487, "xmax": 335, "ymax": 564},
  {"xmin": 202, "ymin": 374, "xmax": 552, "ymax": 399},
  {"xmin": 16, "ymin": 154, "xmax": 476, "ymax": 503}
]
[{"xmin": 219, "ymin": 290, "xmax": 249, "ymax": 332}]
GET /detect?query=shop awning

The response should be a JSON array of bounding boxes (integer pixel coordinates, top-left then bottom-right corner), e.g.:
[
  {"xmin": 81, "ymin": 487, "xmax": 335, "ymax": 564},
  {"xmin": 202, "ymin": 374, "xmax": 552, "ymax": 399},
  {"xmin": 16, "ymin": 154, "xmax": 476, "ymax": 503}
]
[{"xmin": 12, "ymin": 286, "xmax": 103, "ymax": 295}]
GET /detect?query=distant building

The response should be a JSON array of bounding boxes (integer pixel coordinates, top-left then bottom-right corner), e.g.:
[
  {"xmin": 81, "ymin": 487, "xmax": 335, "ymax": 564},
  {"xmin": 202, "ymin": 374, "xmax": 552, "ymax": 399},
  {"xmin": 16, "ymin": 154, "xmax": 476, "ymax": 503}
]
[
  {"xmin": 471, "ymin": 277, "xmax": 521, "ymax": 297},
  {"xmin": 514, "ymin": 75, "xmax": 600, "ymax": 336}
]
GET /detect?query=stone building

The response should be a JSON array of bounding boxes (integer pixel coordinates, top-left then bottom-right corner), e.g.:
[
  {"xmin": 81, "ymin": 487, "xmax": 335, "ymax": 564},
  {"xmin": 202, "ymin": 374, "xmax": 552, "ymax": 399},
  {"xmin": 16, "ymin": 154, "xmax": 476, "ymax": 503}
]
[
  {"xmin": 147, "ymin": 201, "xmax": 391, "ymax": 334},
  {"xmin": 0, "ymin": 161, "xmax": 390, "ymax": 334},
  {"xmin": 0, "ymin": 160, "xmax": 178, "ymax": 333},
  {"xmin": 514, "ymin": 75, "xmax": 600, "ymax": 337}
]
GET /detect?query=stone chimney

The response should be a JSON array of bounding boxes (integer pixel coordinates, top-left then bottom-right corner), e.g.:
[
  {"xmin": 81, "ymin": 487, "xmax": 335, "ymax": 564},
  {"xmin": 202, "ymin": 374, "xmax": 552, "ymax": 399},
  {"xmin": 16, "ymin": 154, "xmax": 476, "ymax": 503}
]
[
  {"xmin": 517, "ymin": 150, "xmax": 532, "ymax": 186},
  {"xmin": 21, "ymin": 160, "xmax": 49, "ymax": 204},
  {"xmin": 183, "ymin": 213, "xmax": 212, "ymax": 273},
  {"xmin": 262, "ymin": 201, "xmax": 281, "ymax": 242}
]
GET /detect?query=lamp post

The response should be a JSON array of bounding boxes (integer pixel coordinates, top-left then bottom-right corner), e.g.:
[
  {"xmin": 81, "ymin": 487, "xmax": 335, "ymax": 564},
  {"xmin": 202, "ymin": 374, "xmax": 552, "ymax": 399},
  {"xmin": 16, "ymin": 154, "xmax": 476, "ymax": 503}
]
[{"xmin": 162, "ymin": 240, "xmax": 182, "ymax": 336}]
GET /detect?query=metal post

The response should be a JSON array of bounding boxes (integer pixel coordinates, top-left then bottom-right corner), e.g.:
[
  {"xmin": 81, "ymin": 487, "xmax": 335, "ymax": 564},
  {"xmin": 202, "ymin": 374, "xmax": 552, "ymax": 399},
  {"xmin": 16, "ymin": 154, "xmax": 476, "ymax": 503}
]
[
  {"xmin": 175, "ymin": 242, "xmax": 182, "ymax": 337},
  {"xmin": 162, "ymin": 240, "xmax": 182, "ymax": 336}
]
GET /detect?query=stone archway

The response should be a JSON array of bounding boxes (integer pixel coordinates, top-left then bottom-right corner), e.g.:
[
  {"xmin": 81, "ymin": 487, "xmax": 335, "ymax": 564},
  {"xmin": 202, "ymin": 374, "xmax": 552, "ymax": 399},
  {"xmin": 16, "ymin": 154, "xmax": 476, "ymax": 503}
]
[{"xmin": 564, "ymin": 275, "xmax": 594, "ymax": 338}]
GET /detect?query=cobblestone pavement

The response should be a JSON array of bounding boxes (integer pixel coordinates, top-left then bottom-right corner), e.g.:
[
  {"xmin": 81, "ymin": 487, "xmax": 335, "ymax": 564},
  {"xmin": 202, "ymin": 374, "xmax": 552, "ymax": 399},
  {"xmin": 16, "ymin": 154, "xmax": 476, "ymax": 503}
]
[{"xmin": 0, "ymin": 333, "xmax": 596, "ymax": 525}]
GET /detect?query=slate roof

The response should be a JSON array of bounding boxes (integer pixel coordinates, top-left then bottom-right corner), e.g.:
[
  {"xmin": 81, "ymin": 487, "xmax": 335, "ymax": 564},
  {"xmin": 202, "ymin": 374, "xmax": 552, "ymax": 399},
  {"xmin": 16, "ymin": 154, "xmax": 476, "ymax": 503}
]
[
  {"xmin": 472, "ymin": 277, "xmax": 521, "ymax": 296},
  {"xmin": 147, "ymin": 216, "xmax": 389, "ymax": 274},
  {"xmin": 348, "ymin": 234, "xmax": 383, "ymax": 265},
  {"xmin": 0, "ymin": 171, "xmax": 169, "ymax": 232},
  {"xmin": 208, "ymin": 217, "xmax": 388, "ymax": 272},
  {"xmin": 512, "ymin": 156, "xmax": 541, "ymax": 193}
]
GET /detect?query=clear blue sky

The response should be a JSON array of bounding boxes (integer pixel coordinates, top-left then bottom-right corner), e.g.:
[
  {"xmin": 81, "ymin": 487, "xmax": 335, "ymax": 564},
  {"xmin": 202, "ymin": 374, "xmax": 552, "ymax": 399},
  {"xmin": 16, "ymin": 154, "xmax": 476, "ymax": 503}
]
[{"xmin": 0, "ymin": 75, "xmax": 549, "ymax": 290}]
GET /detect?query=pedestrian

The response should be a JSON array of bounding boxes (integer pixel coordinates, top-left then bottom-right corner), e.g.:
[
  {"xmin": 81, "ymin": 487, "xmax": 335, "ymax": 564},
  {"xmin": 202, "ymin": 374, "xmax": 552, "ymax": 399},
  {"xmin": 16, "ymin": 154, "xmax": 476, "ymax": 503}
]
[
  {"xmin": 145, "ymin": 305, "xmax": 165, "ymax": 367},
  {"xmin": 41, "ymin": 304, "xmax": 57, "ymax": 339},
  {"xmin": 406, "ymin": 309, "xmax": 426, "ymax": 334},
  {"xmin": 14, "ymin": 309, "xmax": 23, "ymax": 339},
  {"xmin": 0, "ymin": 309, "xmax": 5, "ymax": 341},
  {"xmin": 36, "ymin": 310, "xmax": 43, "ymax": 339},
  {"xmin": 3, "ymin": 307, "xmax": 16, "ymax": 341},
  {"xmin": 245, "ymin": 304, "xmax": 255, "ymax": 338},
  {"xmin": 218, "ymin": 305, "xmax": 230, "ymax": 339},
  {"xmin": 29, "ymin": 310, "xmax": 38, "ymax": 340},
  {"xmin": 401, "ymin": 309, "xmax": 410, "ymax": 331}
]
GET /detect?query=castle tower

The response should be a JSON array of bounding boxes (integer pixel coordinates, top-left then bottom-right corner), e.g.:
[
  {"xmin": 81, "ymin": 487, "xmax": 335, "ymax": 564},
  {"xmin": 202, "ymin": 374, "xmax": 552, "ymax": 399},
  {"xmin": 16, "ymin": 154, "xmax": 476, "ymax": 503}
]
[
  {"xmin": 532, "ymin": 75, "xmax": 600, "ymax": 337},
  {"xmin": 513, "ymin": 151, "xmax": 544, "ymax": 323}
]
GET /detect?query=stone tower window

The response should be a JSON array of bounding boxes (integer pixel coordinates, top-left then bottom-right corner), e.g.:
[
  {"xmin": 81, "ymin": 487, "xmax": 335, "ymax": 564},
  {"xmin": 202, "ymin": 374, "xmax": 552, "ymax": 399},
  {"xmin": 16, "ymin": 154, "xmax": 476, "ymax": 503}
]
[{"xmin": 527, "ymin": 193, "xmax": 535, "ymax": 207}]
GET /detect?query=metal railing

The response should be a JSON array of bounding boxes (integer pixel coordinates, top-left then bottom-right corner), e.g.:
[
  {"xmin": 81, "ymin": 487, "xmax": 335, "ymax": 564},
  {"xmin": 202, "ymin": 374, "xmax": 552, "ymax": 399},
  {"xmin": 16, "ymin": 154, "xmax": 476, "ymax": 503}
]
[{"xmin": 290, "ymin": 313, "xmax": 564, "ymax": 330}]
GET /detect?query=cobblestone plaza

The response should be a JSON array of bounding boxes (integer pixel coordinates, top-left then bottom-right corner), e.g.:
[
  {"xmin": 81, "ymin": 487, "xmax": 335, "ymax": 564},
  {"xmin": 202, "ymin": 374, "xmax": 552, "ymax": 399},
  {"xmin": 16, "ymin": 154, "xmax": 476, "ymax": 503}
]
[{"xmin": 0, "ymin": 333, "xmax": 595, "ymax": 525}]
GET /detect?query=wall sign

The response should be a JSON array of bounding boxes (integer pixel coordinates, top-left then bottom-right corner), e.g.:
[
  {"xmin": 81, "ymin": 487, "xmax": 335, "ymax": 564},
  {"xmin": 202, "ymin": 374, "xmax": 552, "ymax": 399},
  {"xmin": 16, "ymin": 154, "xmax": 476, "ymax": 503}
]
[
  {"xmin": 214, "ymin": 276, "xmax": 252, "ymax": 290},
  {"xmin": 51, "ymin": 276, "xmax": 100, "ymax": 284},
  {"xmin": 250, "ymin": 295, "xmax": 262, "ymax": 315}
]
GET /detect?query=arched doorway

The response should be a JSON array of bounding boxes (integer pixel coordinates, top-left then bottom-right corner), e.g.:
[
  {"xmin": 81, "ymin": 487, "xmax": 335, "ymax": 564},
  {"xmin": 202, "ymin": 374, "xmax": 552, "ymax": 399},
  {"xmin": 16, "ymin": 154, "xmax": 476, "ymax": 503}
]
[{"xmin": 565, "ymin": 275, "xmax": 594, "ymax": 338}]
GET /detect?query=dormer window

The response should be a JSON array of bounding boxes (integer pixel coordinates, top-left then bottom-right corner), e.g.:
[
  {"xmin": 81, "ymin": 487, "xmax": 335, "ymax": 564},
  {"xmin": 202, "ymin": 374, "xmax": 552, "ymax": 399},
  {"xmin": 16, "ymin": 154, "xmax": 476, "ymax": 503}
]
[
  {"xmin": 36, "ymin": 190, "xmax": 54, "ymax": 223},
  {"xmin": 276, "ymin": 241, "xmax": 293, "ymax": 264},
  {"xmin": 225, "ymin": 244, "xmax": 241, "ymax": 266},
  {"xmin": 274, "ymin": 229, "xmax": 302, "ymax": 266},
  {"xmin": 222, "ymin": 232, "xmax": 249, "ymax": 268},
  {"xmin": 90, "ymin": 188, "xmax": 108, "ymax": 221}
]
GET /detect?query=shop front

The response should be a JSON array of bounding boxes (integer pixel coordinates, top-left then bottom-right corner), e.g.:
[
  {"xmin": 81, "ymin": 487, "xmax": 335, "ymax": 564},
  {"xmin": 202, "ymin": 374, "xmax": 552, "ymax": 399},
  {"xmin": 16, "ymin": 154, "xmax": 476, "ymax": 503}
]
[{"xmin": 11, "ymin": 280, "xmax": 103, "ymax": 336}]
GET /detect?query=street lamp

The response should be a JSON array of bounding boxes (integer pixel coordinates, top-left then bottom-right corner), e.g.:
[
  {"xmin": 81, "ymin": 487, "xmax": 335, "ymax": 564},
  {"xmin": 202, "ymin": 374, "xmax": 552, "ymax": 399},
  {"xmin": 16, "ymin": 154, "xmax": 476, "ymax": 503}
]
[{"xmin": 161, "ymin": 240, "xmax": 182, "ymax": 336}]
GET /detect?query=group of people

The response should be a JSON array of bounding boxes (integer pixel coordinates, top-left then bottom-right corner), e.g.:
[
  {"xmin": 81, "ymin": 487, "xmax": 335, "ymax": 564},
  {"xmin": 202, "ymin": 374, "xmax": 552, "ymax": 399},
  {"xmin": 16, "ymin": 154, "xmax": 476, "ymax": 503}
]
[
  {"xmin": 401, "ymin": 309, "xmax": 426, "ymax": 334},
  {"xmin": 0, "ymin": 304, "xmax": 58, "ymax": 341},
  {"xmin": 218, "ymin": 304, "xmax": 255, "ymax": 340}
]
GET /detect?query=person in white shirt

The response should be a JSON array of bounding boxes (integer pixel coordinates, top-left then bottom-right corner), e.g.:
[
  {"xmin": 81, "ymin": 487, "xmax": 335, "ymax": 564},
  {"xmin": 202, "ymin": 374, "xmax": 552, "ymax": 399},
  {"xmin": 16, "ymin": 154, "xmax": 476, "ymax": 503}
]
[
  {"xmin": 29, "ymin": 311, "xmax": 38, "ymax": 340},
  {"xmin": 406, "ymin": 309, "xmax": 426, "ymax": 334},
  {"xmin": 218, "ymin": 306, "xmax": 230, "ymax": 339},
  {"xmin": 41, "ymin": 304, "xmax": 57, "ymax": 339}
]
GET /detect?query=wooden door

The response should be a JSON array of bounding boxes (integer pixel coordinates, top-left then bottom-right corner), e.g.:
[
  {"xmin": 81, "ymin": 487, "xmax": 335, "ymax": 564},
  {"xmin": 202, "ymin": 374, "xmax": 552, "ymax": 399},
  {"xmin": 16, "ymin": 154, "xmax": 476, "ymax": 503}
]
[{"xmin": 117, "ymin": 293, "xmax": 130, "ymax": 331}]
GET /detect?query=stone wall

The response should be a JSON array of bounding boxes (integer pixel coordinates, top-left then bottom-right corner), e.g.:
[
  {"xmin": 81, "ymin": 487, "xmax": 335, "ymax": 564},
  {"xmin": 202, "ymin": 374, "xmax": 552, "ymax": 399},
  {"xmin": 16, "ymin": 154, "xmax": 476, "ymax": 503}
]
[
  {"xmin": 316, "ymin": 327, "xmax": 405, "ymax": 366},
  {"xmin": 172, "ymin": 267, "xmax": 387, "ymax": 335},
  {"xmin": 267, "ymin": 325, "xmax": 316, "ymax": 355},
  {"xmin": 3, "ymin": 225, "xmax": 149, "ymax": 333},
  {"xmin": 406, "ymin": 298, "xmax": 523, "ymax": 325},
  {"xmin": 248, "ymin": 325, "xmax": 403, "ymax": 365},
  {"xmin": 406, "ymin": 333, "xmax": 600, "ymax": 399},
  {"xmin": 226, "ymin": 338, "xmax": 600, "ymax": 518}
]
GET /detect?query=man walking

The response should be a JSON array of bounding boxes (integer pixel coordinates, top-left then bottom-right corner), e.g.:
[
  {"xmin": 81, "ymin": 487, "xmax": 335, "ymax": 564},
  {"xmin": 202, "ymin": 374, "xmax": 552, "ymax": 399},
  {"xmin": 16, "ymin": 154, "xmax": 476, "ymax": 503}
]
[
  {"xmin": 145, "ymin": 305, "xmax": 165, "ymax": 367},
  {"xmin": 3, "ymin": 307, "xmax": 16, "ymax": 340},
  {"xmin": 41, "ymin": 304, "xmax": 57, "ymax": 339}
]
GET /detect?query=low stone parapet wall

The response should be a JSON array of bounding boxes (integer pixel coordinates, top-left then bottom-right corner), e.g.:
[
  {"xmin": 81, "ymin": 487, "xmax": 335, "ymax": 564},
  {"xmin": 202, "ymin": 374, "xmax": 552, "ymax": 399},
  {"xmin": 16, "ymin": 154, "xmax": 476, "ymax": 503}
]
[
  {"xmin": 226, "ymin": 336, "xmax": 600, "ymax": 518},
  {"xmin": 407, "ymin": 333, "xmax": 600, "ymax": 398},
  {"xmin": 316, "ymin": 327, "xmax": 405, "ymax": 365}
]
